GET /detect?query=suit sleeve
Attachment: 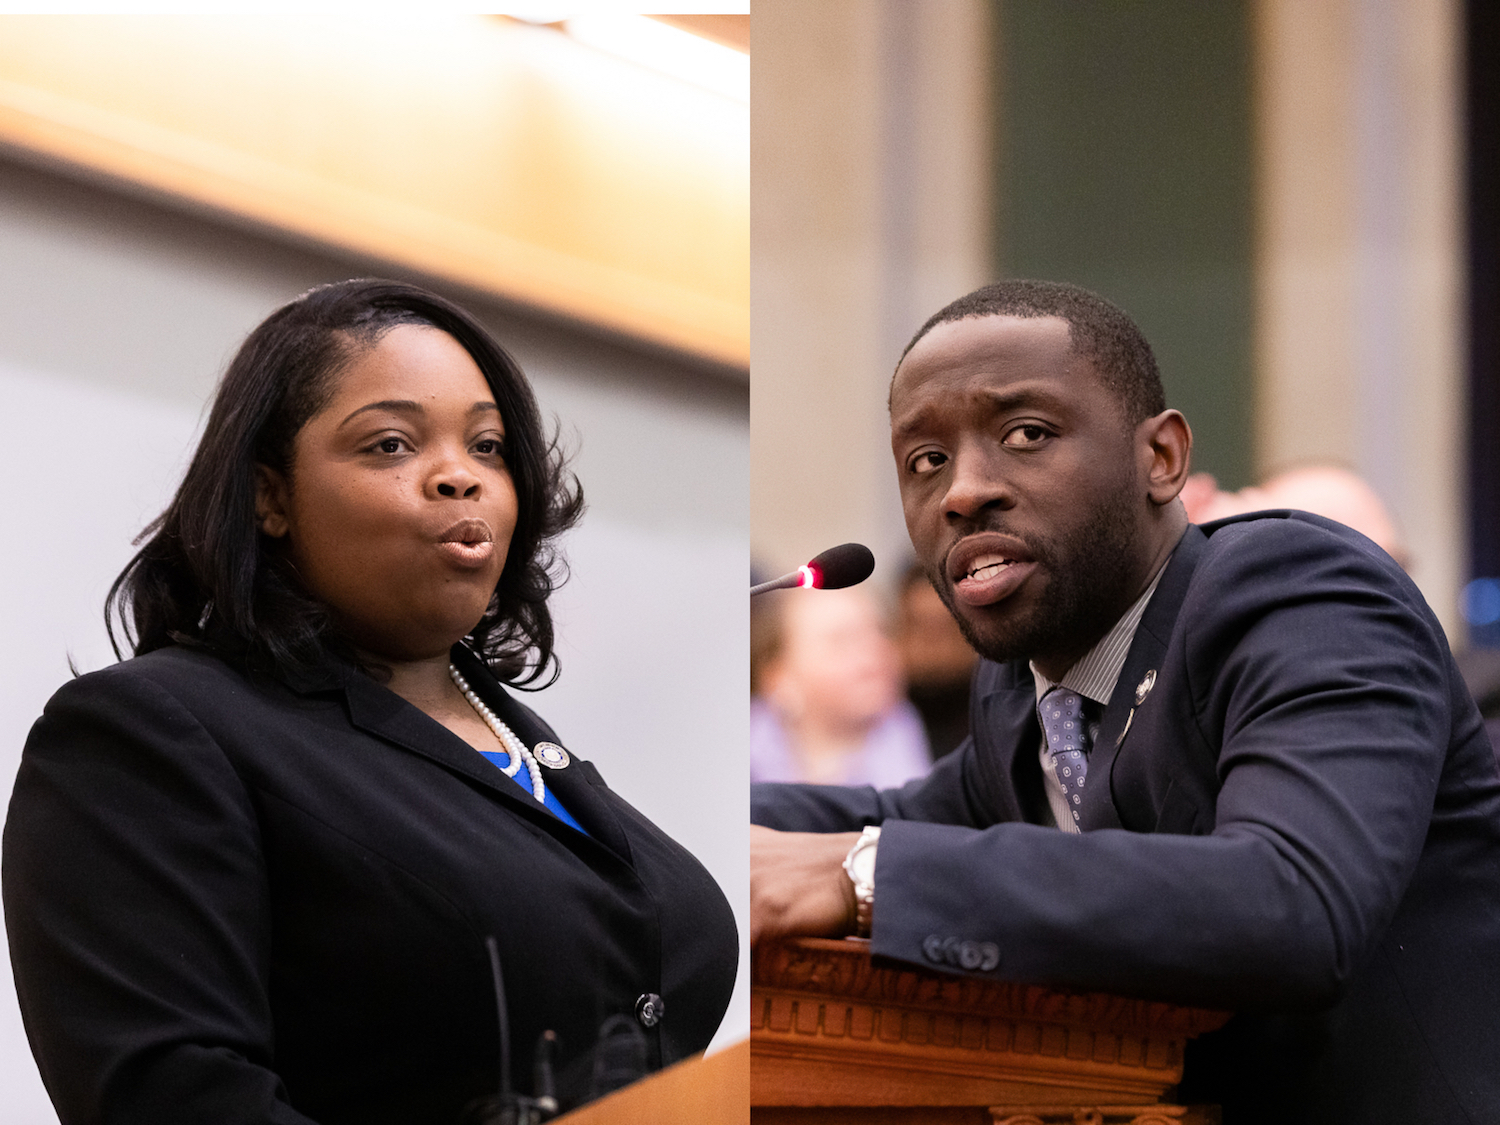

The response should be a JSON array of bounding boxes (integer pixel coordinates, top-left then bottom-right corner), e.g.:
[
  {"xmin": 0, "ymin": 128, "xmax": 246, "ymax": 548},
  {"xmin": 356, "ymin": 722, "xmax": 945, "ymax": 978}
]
[
  {"xmin": 752, "ymin": 656, "xmax": 1021, "ymax": 833},
  {"xmin": 2, "ymin": 667, "xmax": 320, "ymax": 1125},
  {"xmin": 868, "ymin": 523, "xmax": 1465, "ymax": 1012},
  {"xmin": 752, "ymin": 733, "xmax": 994, "ymax": 832}
]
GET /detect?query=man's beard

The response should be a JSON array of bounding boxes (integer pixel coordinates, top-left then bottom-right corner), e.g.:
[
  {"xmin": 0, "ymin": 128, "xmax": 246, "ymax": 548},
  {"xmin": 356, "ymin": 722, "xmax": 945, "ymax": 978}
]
[{"xmin": 929, "ymin": 482, "xmax": 1145, "ymax": 668}]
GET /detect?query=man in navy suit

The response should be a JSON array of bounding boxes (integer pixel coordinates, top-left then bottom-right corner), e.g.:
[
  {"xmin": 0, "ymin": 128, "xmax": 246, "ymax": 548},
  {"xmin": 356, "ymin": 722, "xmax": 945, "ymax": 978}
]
[{"xmin": 750, "ymin": 281, "xmax": 1500, "ymax": 1123}]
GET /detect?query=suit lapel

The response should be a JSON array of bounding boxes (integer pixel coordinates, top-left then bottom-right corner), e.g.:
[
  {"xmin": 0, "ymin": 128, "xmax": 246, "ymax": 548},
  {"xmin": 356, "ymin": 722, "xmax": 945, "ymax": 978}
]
[
  {"xmin": 332, "ymin": 652, "xmax": 633, "ymax": 865},
  {"xmin": 972, "ymin": 663, "xmax": 1054, "ymax": 826},
  {"xmin": 450, "ymin": 646, "xmax": 635, "ymax": 863},
  {"xmin": 1085, "ymin": 525, "xmax": 1207, "ymax": 830},
  {"xmin": 338, "ymin": 671, "xmax": 552, "ymax": 824}
]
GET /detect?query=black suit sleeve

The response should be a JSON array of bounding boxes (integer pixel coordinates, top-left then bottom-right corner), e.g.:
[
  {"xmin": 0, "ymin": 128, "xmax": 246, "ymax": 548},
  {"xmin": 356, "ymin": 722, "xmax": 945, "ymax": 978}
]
[
  {"xmin": 751, "ymin": 731, "xmax": 993, "ymax": 832},
  {"xmin": 3, "ymin": 668, "xmax": 318, "ymax": 1125}
]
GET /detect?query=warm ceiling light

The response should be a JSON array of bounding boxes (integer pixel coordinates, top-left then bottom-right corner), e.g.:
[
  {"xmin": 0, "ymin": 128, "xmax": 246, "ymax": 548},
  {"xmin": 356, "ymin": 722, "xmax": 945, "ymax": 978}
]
[
  {"xmin": 497, "ymin": 7, "xmax": 577, "ymax": 22},
  {"xmin": 564, "ymin": 13, "xmax": 748, "ymax": 103}
]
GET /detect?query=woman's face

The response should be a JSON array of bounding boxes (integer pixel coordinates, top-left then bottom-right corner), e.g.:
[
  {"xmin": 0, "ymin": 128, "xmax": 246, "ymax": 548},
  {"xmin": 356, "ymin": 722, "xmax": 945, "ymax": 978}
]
[{"xmin": 256, "ymin": 324, "xmax": 520, "ymax": 662}]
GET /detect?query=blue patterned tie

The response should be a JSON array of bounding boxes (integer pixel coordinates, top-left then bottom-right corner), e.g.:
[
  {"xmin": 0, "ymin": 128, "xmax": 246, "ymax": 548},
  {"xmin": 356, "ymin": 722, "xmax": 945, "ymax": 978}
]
[{"xmin": 1039, "ymin": 688, "xmax": 1094, "ymax": 826}]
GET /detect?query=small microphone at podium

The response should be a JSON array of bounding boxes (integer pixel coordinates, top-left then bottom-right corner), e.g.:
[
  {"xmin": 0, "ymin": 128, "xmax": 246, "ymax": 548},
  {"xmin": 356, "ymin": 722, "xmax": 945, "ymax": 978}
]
[{"xmin": 751, "ymin": 543, "xmax": 876, "ymax": 597}]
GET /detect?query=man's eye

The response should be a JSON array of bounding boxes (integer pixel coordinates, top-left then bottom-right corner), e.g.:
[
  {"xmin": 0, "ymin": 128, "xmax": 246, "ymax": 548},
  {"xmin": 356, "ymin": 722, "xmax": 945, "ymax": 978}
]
[
  {"xmin": 1002, "ymin": 424, "xmax": 1050, "ymax": 447},
  {"xmin": 909, "ymin": 450, "xmax": 947, "ymax": 474}
]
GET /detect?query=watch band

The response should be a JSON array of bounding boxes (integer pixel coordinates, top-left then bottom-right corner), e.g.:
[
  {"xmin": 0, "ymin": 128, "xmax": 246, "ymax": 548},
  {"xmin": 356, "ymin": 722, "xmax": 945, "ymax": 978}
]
[{"xmin": 842, "ymin": 826, "xmax": 881, "ymax": 938}]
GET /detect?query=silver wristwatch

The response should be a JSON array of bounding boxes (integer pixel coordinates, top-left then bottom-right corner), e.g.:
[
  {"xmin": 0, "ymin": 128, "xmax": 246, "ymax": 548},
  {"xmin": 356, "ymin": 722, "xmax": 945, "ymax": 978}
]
[{"xmin": 842, "ymin": 826, "xmax": 881, "ymax": 938}]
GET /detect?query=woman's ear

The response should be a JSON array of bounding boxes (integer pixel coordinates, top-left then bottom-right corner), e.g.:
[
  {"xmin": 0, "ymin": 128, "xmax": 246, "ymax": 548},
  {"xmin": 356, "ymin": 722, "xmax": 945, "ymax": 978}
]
[
  {"xmin": 254, "ymin": 465, "xmax": 291, "ymax": 538},
  {"xmin": 1138, "ymin": 409, "xmax": 1192, "ymax": 507}
]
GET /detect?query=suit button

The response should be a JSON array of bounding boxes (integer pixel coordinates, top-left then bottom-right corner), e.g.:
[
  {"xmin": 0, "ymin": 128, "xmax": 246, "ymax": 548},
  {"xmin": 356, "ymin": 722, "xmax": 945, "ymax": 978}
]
[
  {"xmin": 958, "ymin": 941, "xmax": 983, "ymax": 970},
  {"xmin": 941, "ymin": 937, "xmax": 961, "ymax": 966},
  {"xmin": 922, "ymin": 935, "xmax": 945, "ymax": 963},
  {"xmin": 979, "ymin": 942, "xmax": 1001, "ymax": 972},
  {"xmin": 635, "ymin": 993, "xmax": 664, "ymax": 1028}
]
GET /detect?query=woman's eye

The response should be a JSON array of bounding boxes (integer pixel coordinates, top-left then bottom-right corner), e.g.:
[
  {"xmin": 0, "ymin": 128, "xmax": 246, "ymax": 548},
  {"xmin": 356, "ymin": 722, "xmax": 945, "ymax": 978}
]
[
  {"xmin": 375, "ymin": 437, "xmax": 407, "ymax": 454},
  {"xmin": 1001, "ymin": 424, "xmax": 1050, "ymax": 447},
  {"xmin": 473, "ymin": 438, "xmax": 505, "ymax": 457}
]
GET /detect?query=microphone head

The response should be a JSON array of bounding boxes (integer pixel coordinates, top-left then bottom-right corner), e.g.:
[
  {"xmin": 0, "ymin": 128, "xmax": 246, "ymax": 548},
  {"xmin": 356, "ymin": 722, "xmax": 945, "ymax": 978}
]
[{"xmin": 802, "ymin": 542, "xmax": 875, "ymax": 590}]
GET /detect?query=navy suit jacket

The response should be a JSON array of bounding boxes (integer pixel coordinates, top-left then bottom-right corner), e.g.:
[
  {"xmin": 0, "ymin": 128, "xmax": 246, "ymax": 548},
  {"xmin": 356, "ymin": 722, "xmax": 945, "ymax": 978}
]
[
  {"xmin": 6, "ymin": 642, "xmax": 737, "ymax": 1125},
  {"xmin": 754, "ymin": 513, "xmax": 1500, "ymax": 1124}
]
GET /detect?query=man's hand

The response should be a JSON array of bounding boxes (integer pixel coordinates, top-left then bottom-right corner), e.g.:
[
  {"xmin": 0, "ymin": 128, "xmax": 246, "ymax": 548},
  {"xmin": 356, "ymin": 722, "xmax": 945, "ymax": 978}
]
[{"xmin": 750, "ymin": 825, "xmax": 861, "ymax": 946}]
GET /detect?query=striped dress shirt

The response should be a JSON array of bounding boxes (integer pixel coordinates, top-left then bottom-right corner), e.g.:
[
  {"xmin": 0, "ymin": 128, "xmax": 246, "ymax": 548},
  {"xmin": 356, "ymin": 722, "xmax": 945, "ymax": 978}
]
[{"xmin": 1030, "ymin": 560, "xmax": 1169, "ymax": 835}]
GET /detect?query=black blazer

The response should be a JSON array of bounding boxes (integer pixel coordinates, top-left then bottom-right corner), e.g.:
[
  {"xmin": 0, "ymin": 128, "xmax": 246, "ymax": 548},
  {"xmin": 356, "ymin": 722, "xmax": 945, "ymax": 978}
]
[
  {"xmin": 4, "ymin": 642, "xmax": 737, "ymax": 1125},
  {"xmin": 754, "ymin": 514, "xmax": 1500, "ymax": 1124}
]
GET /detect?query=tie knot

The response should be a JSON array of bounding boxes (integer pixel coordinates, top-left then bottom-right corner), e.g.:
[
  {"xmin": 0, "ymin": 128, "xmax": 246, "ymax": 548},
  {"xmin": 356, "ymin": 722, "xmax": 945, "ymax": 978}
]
[{"xmin": 1039, "ymin": 687, "xmax": 1092, "ymax": 756}]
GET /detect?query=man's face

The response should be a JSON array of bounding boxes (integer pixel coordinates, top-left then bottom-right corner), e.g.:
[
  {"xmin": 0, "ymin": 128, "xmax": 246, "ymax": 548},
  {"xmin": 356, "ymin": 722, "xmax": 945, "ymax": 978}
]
[{"xmin": 889, "ymin": 314, "xmax": 1151, "ymax": 676}]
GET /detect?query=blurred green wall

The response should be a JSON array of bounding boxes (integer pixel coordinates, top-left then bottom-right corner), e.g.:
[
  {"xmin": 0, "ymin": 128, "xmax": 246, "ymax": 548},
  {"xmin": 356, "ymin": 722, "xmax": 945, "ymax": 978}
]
[{"xmin": 995, "ymin": 0, "xmax": 1255, "ymax": 488}]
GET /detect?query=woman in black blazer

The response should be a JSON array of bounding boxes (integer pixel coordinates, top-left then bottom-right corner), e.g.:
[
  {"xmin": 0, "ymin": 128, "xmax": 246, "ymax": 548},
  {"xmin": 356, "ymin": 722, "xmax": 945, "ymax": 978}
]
[{"xmin": 2, "ymin": 280, "xmax": 738, "ymax": 1125}]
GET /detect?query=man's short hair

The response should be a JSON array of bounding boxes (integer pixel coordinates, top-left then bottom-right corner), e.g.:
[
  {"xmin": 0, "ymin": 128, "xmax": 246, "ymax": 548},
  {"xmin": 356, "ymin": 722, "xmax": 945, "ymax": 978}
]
[{"xmin": 899, "ymin": 280, "xmax": 1167, "ymax": 425}]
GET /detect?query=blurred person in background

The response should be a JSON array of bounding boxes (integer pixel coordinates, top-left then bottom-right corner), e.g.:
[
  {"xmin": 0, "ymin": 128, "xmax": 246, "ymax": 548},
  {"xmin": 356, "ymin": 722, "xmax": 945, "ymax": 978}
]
[
  {"xmin": 895, "ymin": 562, "xmax": 978, "ymax": 762},
  {"xmin": 1179, "ymin": 463, "xmax": 1409, "ymax": 568},
  {"xmin": 1177, "ymin": 464, "xmax": 1500, "ymax": 743},
  {"xmin": 751, "ymin": 586, "xmax": 930, "ymax": 787}
]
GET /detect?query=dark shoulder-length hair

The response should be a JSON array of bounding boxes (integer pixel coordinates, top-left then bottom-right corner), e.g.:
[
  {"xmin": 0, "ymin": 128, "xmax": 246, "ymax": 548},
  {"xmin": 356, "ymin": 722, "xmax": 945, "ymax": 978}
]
[{"xmin": 107, "ymin": 279, "xmax": 584, "ymax": 687}]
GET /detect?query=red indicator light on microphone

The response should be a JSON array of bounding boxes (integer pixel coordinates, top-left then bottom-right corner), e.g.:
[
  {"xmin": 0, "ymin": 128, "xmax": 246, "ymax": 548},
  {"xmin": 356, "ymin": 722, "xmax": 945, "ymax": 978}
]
[{"xmin": 751, "ymin": 543, "xmax": 875, "ymax": 597}]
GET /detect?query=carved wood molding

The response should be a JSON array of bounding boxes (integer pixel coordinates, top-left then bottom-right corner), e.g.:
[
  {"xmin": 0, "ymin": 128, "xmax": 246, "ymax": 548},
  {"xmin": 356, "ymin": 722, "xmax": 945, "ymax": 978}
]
[
  {"xmin": 751, "ymin": 939, "xmax": 1231, "ymax": 1109},
  {"xmin": 754, "ymin": 939, "xmax": 1229, "ymax": 1036},
  {"xmin": 990, "ymin": 1105, "xmax": 1215, "ymax": 1125}
]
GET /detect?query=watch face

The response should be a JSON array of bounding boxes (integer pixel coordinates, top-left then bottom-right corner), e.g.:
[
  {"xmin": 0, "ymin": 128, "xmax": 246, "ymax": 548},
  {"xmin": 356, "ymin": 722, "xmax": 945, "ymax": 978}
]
[{"xmin": 851, "ymin": 843, "xmax": 878, "ymax": 885}]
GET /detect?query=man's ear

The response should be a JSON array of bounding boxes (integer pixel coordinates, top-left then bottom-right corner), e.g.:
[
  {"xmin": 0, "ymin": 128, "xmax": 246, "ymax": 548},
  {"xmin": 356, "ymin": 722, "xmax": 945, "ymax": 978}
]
[
  {"xmin": 1138, "ymin": 409, "xmax": 1192, "ymax": 507},
  {"xmin": 254, "ymin": 464, "xmax": 291, "ymax": 539}
]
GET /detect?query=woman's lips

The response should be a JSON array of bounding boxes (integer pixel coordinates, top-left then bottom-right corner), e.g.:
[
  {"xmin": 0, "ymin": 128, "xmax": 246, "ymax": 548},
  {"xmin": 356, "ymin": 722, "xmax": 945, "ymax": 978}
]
[
  {"xmin": 436, "ymin": 541, "xmax": 495, "ymax": 567},
  {"xmin": 436, "ymin": 519, "xmax": 495, "ymax": 569}
]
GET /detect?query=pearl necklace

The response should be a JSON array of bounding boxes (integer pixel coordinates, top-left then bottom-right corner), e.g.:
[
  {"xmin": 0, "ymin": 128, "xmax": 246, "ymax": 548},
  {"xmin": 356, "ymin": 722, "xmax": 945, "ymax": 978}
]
[{"xmin": 448, "ymin": 663, "xmax": 546, "ymax": 803}]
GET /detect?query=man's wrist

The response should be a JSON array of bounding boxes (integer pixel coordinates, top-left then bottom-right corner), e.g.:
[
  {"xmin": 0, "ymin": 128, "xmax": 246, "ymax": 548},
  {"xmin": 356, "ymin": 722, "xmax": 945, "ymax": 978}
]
[{"xmin": 841, "ymin": 826, "xmax": 881, "ymax": 938}]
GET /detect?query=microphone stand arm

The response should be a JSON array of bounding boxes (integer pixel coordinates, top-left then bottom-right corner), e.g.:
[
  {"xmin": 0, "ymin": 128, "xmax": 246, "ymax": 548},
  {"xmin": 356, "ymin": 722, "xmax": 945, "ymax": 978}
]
[{"xmin": 750, "ymin": 570, "xmax": 806, "ymax": 597}]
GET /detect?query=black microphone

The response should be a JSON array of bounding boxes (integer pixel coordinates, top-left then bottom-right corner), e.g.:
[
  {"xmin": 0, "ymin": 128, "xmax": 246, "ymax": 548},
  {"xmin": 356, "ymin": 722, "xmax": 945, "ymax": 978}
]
[
  {"xmin": 750, "ymin": 543, "xmax": 876, "ymax": 597},
  {"xmin": 457, "ymin": 937, "xmax": 559, "ymax": 1125},
  {"xmin": 532, "ymin": 1031, "xmax": 558, "ymax": 1118}
]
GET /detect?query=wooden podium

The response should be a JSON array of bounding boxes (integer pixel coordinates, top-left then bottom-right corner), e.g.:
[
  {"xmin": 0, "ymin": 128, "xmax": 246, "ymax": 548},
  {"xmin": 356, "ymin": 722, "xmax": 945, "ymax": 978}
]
[
  {"xmin": 554, "ymin": 1037, "xmax": 749, "ymax": 1124},
  {"xmin": 752, "ymin": 938, "xmax": 1231, "ymax": 1125}
]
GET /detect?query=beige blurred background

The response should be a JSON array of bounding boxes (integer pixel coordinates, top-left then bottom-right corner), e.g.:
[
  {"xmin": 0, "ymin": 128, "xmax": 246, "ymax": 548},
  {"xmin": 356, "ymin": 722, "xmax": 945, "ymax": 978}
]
[
  {"xmin": 0, "ymin": 14, "xmax": 748, "ymax": 1118},
  {"xmin": 751, "ymin": 0, "xmax": 1472, "ymax": 649}
]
